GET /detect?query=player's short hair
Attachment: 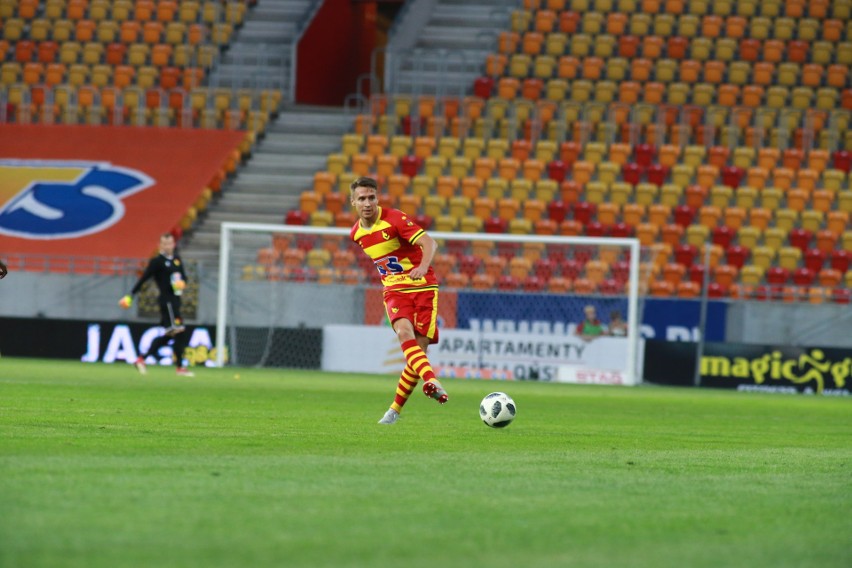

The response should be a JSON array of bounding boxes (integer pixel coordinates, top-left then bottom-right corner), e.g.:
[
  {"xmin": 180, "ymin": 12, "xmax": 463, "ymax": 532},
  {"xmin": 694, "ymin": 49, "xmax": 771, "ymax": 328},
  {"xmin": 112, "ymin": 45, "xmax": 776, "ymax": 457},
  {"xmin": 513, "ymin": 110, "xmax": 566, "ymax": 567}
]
[
  {"xmin": 161, "ymin": 232, "xmax": 175, "ymax": 240},
  {"xmin": 349, "ymin": 176, "xmax": 378, "ymax": 194}
]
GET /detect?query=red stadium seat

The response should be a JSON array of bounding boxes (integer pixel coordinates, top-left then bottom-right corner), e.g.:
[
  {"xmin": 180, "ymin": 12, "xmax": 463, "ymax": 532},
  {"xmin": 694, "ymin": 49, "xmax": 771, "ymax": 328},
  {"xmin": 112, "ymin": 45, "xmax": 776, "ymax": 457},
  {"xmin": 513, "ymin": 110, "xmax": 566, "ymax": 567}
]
[
  {"xmin": 725, "ymin": 245, "xmax": 749, "ymax": 269},
  {"xmin": 573, "ymin": 202, "xmax": 595, "ymax": 225},
  {"xmin": 585, "ymin": 221, "xmax": 606, "ymax": 237},
  {"xmin": 673, "ymin": 205, "xmax": 696, "ymax": 228},
  {"xmin": 792, "ymin": 267, "xmax": 815, "ymax": 287},
  {"xmin": 484, "ymin": 217, "xmax": 507, "ymax": 233},
  {"xmin": 707, "ymin": 282, "xmax": 727, "ymax": 298},
  {"xmin": 610, "ymin": 222, "xmax": 633, "ymax": 238},
  {"xmin": 712, "ymin": 225, "xmax": 734, "ymax": 249},
  {"xmin": 765, "ymin": 267, "xmax": 789, "ymax": 285},
  {"xmin": 559, "ymin": 258, "xmax": 583, "ymax": 280},
  {"xmin": 548, "ymin": 159, "xmax": 567, "ymax": 182},
  {"xmin": 788, "ymin": 228, "xmax": 813, "ymax": 252},
  {"xmin": 804, "ymin": 249, "xmax": 826, "ymax": 273},
  {"xmin": 496, "ymin": 275, "xmax": 520, "ymax": 291},
  {"xmin": 830, "ymin": 250, "xmax": 851, "ymax": 273},
  {"xmin": 688, "ymin": 264, "xmax": 706, "ymax": 285},
  {"xmin": 285, "ymin": 210, "xmax": 308, "ymax": 225},
  {"xmin": 674, "ymin": 244, "xmax": 697, "ymax": 266},
  {"xmin": 547, "ymin": 200, "xmax": 569, "ymax": 223},
  {"xmin": 832, "ymin": 288, "xmax": 851, "ymax": 304},
  {"xmin": 530, "ymin": 258, "xmax": 553, "ymax": 281}
]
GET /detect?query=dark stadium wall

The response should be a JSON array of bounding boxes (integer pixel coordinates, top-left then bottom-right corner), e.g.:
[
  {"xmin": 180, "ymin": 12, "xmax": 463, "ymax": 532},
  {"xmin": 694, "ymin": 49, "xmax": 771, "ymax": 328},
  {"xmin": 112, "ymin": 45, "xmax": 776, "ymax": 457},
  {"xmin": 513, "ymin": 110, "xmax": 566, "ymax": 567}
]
[
  {"xmin": 0, "ymin": 317, "xmax": 323, "ymax": 369},
  {"xmin": 296, "ymin": 0, "xmax": 377, "ymax": 105}
]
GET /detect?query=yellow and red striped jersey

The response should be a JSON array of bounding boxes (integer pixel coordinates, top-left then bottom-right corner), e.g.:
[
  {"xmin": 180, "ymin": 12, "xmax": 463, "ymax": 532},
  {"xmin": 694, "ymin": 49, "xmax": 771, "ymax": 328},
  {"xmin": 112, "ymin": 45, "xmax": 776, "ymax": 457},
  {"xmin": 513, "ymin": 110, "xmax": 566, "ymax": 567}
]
[{"xmin": 350, "ymin": 207, "xmax": 438, "ymax": 292}]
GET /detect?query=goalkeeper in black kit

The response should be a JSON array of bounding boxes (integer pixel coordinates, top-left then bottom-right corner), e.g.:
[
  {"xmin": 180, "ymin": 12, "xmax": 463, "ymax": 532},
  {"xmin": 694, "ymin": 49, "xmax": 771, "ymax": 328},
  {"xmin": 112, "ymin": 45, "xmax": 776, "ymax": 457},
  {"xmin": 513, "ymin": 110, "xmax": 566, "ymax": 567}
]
[{"xmin": 119, "ymin": 233, "xmax": 194, "ymax": 377}]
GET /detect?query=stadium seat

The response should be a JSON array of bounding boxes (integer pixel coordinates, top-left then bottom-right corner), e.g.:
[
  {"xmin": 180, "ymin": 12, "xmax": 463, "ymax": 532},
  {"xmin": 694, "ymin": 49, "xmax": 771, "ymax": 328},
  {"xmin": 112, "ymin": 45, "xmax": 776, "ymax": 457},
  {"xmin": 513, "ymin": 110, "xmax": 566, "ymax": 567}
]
[
  {"xmin": 650, "ymin": 279, "xmax": 675, "ymax": 297},
  {"xmin": 829, "ymin": 250, "xmax": 851, "ymax": 274}
]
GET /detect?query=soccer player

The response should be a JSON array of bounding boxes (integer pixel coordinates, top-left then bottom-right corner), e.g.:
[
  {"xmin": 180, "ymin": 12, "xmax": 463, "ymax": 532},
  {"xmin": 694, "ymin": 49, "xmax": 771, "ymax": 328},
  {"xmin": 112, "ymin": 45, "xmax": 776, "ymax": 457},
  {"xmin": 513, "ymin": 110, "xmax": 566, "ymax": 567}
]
[
  {"xmin": 119, "ymin": 233, "xmax": 194, "ymax": 377},
  {"xmin": 349, "ymin": 176, "xmax": 448, "ymax": 425}
]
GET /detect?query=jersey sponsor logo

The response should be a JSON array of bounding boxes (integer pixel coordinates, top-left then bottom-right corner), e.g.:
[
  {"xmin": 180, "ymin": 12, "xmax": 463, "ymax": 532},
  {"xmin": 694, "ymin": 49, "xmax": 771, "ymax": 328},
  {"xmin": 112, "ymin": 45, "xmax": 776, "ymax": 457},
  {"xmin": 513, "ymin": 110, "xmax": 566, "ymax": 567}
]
[
  {"xmin": 375, "ymin": 256, "xmax": 405, "ymax": 276},
  {"xmin": 0, "ymin": 159, "xmax": 153, "ymax": 239}
]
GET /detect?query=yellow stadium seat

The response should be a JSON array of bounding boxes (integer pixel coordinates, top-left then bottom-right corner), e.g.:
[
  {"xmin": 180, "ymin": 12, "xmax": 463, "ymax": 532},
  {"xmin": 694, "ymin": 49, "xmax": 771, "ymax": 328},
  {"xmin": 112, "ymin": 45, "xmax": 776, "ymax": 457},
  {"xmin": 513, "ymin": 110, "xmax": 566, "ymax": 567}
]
[
  {"xmin": 801, "ymin": 211, "xmax": 824, "ymax": 234},
  {"xmin": 481, "ymin": 179, "xmax": 505, "ymax": 201}
]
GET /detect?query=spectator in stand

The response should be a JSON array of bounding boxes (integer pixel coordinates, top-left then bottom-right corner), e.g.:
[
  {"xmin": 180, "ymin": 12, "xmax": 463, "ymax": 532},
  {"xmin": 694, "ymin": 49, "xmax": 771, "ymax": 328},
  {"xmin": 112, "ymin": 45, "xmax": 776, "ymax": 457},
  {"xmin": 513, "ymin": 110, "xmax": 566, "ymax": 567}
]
[
  {"xmin": 607, "ymin": 310, "xmax": 628, "ymax": 337},
  {"xmin": 0, "ymin": 258, "xmax": 7, "ymax": 279},
  {"xmin": 575, "ymin": 305, "xmax": 605, "ymax": 341}
]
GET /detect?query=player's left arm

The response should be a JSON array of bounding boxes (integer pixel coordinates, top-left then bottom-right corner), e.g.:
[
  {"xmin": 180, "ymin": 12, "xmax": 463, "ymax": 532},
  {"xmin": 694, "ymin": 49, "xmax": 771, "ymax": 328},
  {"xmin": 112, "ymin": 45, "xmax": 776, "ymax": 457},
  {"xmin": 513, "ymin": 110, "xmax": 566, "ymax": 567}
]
[{"xmin": 409, "ymin": 233, "xmax": 437, "ymax": 280}]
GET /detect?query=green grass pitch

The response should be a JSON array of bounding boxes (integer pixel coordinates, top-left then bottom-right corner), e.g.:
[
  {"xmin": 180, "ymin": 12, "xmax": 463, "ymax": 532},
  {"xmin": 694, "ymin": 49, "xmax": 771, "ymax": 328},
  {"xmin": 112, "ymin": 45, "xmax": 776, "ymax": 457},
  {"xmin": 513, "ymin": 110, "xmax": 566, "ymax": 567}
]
[{"xmin": 1, "ymin": 358, "xmax": 849, "ymax": 568}]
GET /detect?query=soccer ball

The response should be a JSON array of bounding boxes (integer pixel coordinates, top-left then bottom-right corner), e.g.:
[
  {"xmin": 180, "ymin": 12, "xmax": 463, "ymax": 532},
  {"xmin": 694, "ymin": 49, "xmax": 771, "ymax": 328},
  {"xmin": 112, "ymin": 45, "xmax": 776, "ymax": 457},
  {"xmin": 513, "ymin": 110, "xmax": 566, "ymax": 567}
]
[{"xmin": 479, "ymin": 392, "xmax": 516, "ymax": 428}]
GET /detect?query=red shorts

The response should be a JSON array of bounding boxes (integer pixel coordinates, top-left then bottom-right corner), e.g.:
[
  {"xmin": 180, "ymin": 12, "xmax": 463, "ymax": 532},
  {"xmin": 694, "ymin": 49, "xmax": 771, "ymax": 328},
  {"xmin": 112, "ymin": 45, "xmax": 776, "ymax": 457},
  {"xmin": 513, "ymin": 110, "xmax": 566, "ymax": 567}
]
[{"xmin": 383, "ymin": 288, "xmax": 440, "ymax": 344}]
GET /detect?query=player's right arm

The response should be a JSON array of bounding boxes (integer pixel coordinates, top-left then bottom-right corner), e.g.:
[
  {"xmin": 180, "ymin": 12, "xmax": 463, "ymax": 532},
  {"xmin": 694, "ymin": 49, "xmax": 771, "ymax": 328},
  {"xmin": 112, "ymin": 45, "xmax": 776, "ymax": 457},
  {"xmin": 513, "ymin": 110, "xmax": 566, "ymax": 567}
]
[{"xmin": 119, "ymin": 257, "xmax": 156, "ymax": 308}]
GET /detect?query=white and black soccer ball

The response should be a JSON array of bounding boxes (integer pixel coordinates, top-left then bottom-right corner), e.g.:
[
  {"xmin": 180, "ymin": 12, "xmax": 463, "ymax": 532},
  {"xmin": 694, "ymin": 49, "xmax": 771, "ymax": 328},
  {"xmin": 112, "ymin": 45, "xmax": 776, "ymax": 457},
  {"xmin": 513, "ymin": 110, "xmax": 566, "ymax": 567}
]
[{"xmin": 480, "ymin": 392, "xmax": 516, "ymax": 428}]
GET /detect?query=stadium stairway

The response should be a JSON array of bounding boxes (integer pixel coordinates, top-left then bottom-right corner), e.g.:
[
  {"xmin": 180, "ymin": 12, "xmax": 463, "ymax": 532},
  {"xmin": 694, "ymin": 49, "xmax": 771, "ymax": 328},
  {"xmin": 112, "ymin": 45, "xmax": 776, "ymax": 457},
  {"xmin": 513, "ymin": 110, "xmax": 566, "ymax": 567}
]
[
  {"xmin": 388, "ymin": 0, "xmax": 513, "ymax": 95},
  {"xmin": 207, "ymin": 0, "xmax": 317, "ymax": 94},
  {"xmin": 181, "ymin": 103, "xmax": 354, "ymax": 263},
  {"xmin": 181, "ymin": 0, "xmax": 515, "ymax": 263}
]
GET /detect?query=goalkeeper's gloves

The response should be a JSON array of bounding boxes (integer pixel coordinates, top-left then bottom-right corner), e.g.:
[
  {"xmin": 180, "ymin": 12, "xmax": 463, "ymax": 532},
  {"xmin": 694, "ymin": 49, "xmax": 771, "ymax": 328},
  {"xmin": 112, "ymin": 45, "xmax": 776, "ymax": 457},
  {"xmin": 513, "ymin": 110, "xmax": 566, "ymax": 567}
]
[
  {"xmin": 119, "ymin": 295, "xmax": 133, "ymax": 309},
  {"xmin": 171, "ymin": 274, "xmax": 186, "ymax": 296}
]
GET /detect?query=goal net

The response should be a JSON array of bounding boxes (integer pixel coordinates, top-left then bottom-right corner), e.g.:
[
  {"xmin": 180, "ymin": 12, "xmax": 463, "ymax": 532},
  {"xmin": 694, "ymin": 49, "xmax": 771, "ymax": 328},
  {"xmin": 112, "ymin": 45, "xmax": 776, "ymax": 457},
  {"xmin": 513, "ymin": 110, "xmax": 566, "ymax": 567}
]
[{"xmin": 217, "ymin": 222, "xmax": 651, "ymax": 385}]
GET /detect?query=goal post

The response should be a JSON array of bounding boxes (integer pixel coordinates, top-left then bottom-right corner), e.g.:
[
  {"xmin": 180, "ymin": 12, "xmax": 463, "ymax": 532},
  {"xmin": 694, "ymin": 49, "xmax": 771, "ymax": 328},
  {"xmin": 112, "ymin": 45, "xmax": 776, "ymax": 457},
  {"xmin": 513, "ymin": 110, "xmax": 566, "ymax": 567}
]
[{"xmin": 217, "ymin": 221, "xmax": 648, "ymax": 385}]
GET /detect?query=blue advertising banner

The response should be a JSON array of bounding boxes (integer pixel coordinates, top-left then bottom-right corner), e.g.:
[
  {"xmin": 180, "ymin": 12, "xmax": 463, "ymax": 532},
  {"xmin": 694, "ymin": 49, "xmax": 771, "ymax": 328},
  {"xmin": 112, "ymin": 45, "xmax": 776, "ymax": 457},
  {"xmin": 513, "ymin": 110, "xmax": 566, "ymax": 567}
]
[
  {"xmin": 640, "ymin": 298, "xmax": 726, "ymax": 341},
  {"xmin": 454, "ymin": 294, "xmax": 727, "ymax": 342}
]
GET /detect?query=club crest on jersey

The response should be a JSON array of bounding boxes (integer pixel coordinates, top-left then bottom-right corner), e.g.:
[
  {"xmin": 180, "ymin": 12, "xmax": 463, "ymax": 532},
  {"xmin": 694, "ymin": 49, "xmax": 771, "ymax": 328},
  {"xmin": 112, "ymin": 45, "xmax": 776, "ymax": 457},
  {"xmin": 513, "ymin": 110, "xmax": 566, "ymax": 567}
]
[
  {"xmin": 0, "ymin": 159, "xmax": 153, "ymax": 239},
  {"xmin": 392, "ymin": 307, "xmax": 400, "ymax": 313},
  {"xmin": 382, "ymin": 231, "xmax": 390, "ymax": 240}
]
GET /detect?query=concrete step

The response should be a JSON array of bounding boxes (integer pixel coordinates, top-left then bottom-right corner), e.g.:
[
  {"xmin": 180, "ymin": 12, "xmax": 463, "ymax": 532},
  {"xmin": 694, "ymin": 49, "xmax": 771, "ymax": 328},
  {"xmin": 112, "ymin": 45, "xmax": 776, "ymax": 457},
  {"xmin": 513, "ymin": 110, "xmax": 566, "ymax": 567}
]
[
  {"xmin": 394, "ymin": 71, "xmax": 479, "ymax": 94},
  {"xmin": 221, "ymin": 50, "xmax": 291, "ymax": 67},
  {"xmin": 416, "ymin": 28, "xmax": 496, "ymax": 50},
  {"xmin": 270, "ymin": 108, "xmax": 352, "ymax": 130},
  {"xmin": 232, "ymin": 171, "xmax": 311, "ymax": 192},
  {"xmin": 181, "ymin": 1, "xmax": 330, "ymax": 260},
  {"xmin": 208, "ymin": 74, "xmax": 289, "ymax": 90},
  {"xmin": 248, "ymin": 153, "xmax": 327, "ymax": 173},
  {"xmin": 249, "ymin": 1, "xmax": 313, "ymax": 21},
  {"xmin": 216, "ymin": 192, "xmax": 300, "ymax": 210},
  {"xmin": 259, "ymin": 136, "xmax": 340, "ymax": 155},
  {"xmin": 429, "ymin": 7, "xmax": 503, "ymax": 28},
  {"xmin": 206, "ymin": 210, "xmax": 288, "ymax": 224},
  {"xmin": 237, "ymin": 21, "xmax": 298, "ymax": 43},
  {"xmin": 396, "ymin": 49, "xmax": 490, "ymax": 71}
]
